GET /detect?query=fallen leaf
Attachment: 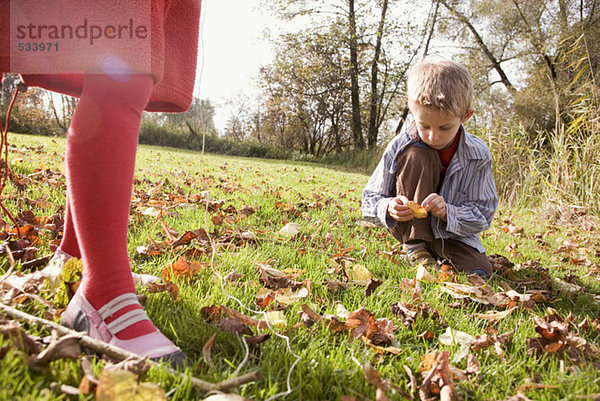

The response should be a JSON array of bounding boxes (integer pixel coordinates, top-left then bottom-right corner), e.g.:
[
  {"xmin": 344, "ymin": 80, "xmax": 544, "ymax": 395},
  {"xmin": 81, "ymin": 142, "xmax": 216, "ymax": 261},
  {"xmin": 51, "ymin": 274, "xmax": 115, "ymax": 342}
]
[
  {"xmin": 390, "ymin": 302, "xmax": 419, "ymax": 326},
  {"xmin": 246, "ymin": 333, "xmax": 271, "ymax": 346},
  {"xmin": 95, "ymin": 369, "xmax": 166, "ymax": 401},
  {"xmin": 347, "ymin": 308, "xmax": 373, "ymax": 340},
  {"xmin": 474, "ymin": 306, "xmax": 518, "ymax": 323},
  {"xmin": 54, "ymin": 258, "xmax": 83, "ymax": 307},
  {"xmin": 324, "ymin": 279, "xmax": 348, "ymax": 294},
  {"xmin": 336, "ymin": 303, "xmax": 350, "ymax": 320},
  {"xmin": 418, "ymin": 351, "xmax": 457, "ymax": 401},
  {"xmin": 162, "ymin": 256, "xmax": 208, "ymax": 281},
  {"xmin": 363, "ymin": 362, "xmax": 391, "ymax": 394},
  {"xmin": 465, "ymin": 354, "xmax": 481, "ymax": 381},
  {"xmin": 203, "ymin": 391, "xmax": 252, "ymax": 401},
  {"xmin": 221, "ymin": 306, "xmax": 269, "ymax": 330},
  {"xmin": 104, "ymin": 356, "xmax": 150, "ymax": 376},
  {"xmin": 147, "ymin": 281, "xmax": 180, "ymax": 301},
  {"xmin": 407, "ymin": 201, "xmax": 427, "ymax": 218},
  {"xmin": 223, "ymin": 270, "xmax": 243, "ymax": 283},
  {"xmin": 218, "ymin": 319, "xmax": 253, "ymax": 336},
  {"xmin": 351, "ymin": 264, "xmax": 372, "ymax": 285},
  {"xmin": 279, "ymin": 223, "xmax": 301, "ymax": 237},
  {"xmin": 439, "ymin": 327, "xmax": 474, "ymax": 347},
  {"xmin": 202, "ymin": 333, "xmax": 217, "ymax": 368},
  {"xmin": 274, "ymin": 287, "xmax": 309, "ymax": 306},
  {"xmin": 201, "ymin": 305, "xmax": 223, "ymax": 323},
  {"xmin": 30, "ymin": 333, "xmax": 81, "ymax": 369},
  {"xmin": 0, "ymin": 321, "xmax": 42, "ymax": 355},
  {"xmin": 140, "ymin": 207, "xmax": 161, "ymax": 217},
  {"xmin": 416, "ymin": 264, "xmax": 437, "ymax": 283},
  {"xmin": 365, "ymin": 278, "xmax": 383, "ymax": 296},
  {"xmin": 261, "ymin": 311, "xmax": 287, "ymax": 328}
]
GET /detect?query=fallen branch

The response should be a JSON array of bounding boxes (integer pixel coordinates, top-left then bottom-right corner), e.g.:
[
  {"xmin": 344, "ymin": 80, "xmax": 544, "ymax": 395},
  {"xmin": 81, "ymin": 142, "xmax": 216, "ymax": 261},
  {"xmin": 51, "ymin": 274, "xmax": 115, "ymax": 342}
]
[{"xmin": 0, "ymin": 302, "xmax": 260, "ymax": 392}]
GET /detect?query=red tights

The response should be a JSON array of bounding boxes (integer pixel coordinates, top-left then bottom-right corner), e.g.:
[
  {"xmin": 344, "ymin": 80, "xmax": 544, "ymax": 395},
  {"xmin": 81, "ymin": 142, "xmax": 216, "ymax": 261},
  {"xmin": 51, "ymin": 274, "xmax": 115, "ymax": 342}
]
[{"xmin": 64, "ymin": 74, "xmax": 155, "ymax": 339}]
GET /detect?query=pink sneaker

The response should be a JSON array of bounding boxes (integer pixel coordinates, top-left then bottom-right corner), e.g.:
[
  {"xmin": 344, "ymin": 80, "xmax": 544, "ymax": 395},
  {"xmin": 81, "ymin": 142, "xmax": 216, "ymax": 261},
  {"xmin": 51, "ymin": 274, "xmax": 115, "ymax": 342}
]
[{"xmin": 61, "ymin": 291, "xmax": 187, "ymax": 367}]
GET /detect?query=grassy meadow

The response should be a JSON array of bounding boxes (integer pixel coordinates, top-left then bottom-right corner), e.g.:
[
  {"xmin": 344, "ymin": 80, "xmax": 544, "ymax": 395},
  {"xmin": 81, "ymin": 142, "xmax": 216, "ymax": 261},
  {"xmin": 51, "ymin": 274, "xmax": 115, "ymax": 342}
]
[{"xmin": 1, "ymin": 133, "xmax": 600, "ymax": 400}]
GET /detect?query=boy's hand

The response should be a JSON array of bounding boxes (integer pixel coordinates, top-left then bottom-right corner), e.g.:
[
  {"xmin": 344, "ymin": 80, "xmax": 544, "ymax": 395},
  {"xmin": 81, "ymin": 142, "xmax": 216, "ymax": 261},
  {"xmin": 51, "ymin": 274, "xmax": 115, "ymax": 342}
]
[
  {"xmin": 387, "ymin": 196, "xmax": 415, "ymax": 222},
  {"xmin": 422, "ymin": 193, "xmax": 447, "ymax": 221}
]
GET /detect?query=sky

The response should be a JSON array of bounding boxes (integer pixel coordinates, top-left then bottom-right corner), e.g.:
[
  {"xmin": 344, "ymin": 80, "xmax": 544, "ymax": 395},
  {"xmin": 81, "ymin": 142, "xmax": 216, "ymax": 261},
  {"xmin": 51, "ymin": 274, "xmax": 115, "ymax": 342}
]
[{"xmin": 194, "ymin": 0, "xmax": 274, "ymax": 132}]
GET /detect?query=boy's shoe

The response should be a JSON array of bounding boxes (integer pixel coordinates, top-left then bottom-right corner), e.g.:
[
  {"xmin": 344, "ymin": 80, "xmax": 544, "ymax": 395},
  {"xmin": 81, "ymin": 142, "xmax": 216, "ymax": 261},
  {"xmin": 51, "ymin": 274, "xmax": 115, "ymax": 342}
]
[
  {"xmin": 61, "ymin": 290, "xmax": 187, "ymax": 368},
  {"xmin": 406, "ymin": 248, "xmax": 438, "ymax": 269},
  {"xmin": 469, "ymin": 268, "xmax": 490, "ymax": 280}
]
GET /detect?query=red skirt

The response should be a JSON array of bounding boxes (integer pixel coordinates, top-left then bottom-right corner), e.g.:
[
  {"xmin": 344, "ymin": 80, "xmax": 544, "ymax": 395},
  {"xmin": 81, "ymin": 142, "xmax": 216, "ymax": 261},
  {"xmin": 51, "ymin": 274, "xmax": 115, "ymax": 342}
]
[{"xmin": 0, "ymin": 0, "xmax": 200, "ymax": 112}]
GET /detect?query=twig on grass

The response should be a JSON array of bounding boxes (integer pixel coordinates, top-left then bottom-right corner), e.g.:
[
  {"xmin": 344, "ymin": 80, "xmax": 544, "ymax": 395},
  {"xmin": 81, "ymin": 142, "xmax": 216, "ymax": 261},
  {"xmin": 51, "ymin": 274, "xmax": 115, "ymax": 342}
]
[{"xmin": 0, "ymin": 302, "xmax": 260, "ymax": 392}]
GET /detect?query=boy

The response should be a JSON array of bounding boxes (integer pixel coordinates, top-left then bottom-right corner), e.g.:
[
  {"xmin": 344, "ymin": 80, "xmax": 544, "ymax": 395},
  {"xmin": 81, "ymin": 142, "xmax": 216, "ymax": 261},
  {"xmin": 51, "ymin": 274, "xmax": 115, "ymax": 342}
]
[{"xmin": 362, "ymin": 60, "xmax": 498, "ymax": 277}]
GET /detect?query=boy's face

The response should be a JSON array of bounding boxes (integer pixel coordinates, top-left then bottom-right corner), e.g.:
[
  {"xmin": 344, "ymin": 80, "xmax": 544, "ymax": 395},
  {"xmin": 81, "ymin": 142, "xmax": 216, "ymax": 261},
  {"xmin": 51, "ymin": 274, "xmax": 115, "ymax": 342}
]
[{"xmin": 411, "ymin": 103, "xmax": 474, "ymax": 150}]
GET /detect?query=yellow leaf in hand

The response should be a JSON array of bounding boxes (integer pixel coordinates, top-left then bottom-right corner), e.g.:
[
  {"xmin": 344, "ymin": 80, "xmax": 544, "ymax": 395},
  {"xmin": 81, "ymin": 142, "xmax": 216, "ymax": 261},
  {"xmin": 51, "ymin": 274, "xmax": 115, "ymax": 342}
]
[{"xmin": 406, "ymin": 201, "xmax": 427, "ymax": 218}]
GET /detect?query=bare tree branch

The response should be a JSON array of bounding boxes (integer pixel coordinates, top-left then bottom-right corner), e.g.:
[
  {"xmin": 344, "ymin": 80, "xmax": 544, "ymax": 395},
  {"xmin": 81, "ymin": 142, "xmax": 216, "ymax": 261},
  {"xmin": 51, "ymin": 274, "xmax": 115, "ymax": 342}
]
[
  {"xmin": 0, "ymin": 302, "xmax": 260, "ymax": 392},
  {"xmin": 439, "ymin": 0, "xmax": 517, "ymax": 93}
]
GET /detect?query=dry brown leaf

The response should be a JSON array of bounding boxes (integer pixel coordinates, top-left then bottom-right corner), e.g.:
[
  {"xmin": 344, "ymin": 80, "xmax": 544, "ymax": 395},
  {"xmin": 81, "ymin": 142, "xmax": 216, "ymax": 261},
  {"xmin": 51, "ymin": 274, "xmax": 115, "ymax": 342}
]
[
  {"xmin": 0, "ymin": 320, "xmax": 42, "ymax": 355},
  {"xmin": 95, "ymin": 369, "xmax": 165, "ymax": 401},
  {"xmin": 465, "ymin": 354, "xmax": 481, "ymax": 381},
  {"xmin": 347, "ymin": 308, "xmax": 373, "ymax": 340},
  {"xmin": 221, "ymin": 305, "xmax": 270, "ymax": 330},
  {"xmin": 246, "ymin": 333, "xmax": 271, "ymax": 346},
  {"xmin": 363, "ymin": 362, "xmax": 391, "ymax": 394},
  {"xmin": 419, "ymin": 351, "xmax": 457, "ymax": 400},
  {"xmin": 162, "ymin": 256, "xmax": 208, "ymax": 281},
  {"xmin": 300, "ymin": 304, "xmax": 322, "ymax": 328},
  {"xmin": 104, "ymin": 356, "xmax": 150, "ymax": 376},
  {"xmin": 28, "ymin": 332, "xmax": 81, "ymax": 370},
  {"xmin": 170, "ymin": 230, "xmax": 198, "ymax": 248},
  {"xmin": 147, "ymin": 281, "xmax": 180, "ymax": 301},
  {"xmin": 365, "ymin": 278, "xmax": 383, "ymax": 297},
  {"xmin": 474, "ymin": 306, "xmax": 518, "ymax": 323},
  {"xmin": 324, "ymin": 279, "xmax": 348, "ymax": 294},
  {"xmin": 202, "ymin": 333, "xmax": 217, "ymax": 368},
  {"xmin": 390, "ymin": 302, "xmax": 418, "ymax": 326},
  {"xmin": 201, "ymin": 305, "xmax": 223, "ymax": 323},
  {"xmin": 218, "ymin": 318, "xmax": 253, "ymax": 336},
  {"xmin": 324, "ymin": 314, "xmax": 348, "ymax": 334}
]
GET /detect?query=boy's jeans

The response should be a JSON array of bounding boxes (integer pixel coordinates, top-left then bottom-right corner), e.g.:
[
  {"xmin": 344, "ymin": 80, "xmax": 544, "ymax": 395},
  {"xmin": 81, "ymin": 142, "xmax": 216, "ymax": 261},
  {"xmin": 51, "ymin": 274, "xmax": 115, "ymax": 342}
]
[{"xmin": 389, "ymin": 145, "xmax": 492, "ymax": 275}]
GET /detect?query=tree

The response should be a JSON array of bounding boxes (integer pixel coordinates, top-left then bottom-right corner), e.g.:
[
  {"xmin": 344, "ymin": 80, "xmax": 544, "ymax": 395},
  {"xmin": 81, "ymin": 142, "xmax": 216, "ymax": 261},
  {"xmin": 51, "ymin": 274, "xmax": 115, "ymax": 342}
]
[
  {"xmin": 261, "ymin": 0, "xmax": 421, "ymax": 153},
  {"xmin": 435, "ymin": 0, "xmax": 600, "ymax": 135},
  {"xmin": 47, "ymin": 93, "xmax": 77, "ymax": 134},
  {"xmin": 348, "ymin": 0, "xmax": 364, "ymax": 149},
  {"xmin": 259, "ymin": 27, "xmax": 353, "ymax": 156}
]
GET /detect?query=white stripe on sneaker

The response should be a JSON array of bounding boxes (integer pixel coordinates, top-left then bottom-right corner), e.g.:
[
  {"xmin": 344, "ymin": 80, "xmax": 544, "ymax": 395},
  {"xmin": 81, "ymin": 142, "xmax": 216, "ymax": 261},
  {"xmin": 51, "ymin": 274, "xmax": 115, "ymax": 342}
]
[
  {"xmin": 106, "ymin": 308, "xmax": 150, "ymax": 335},
  {"xmin": 98, "ymin": 293, "xmax": 140, "ymax": 319}
]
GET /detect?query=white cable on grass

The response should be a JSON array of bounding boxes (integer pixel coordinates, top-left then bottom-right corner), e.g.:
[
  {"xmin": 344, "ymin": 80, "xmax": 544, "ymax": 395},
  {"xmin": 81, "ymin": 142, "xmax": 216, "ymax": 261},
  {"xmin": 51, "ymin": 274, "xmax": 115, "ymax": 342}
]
[
  {"xmin": 195, "ymin": 5, "xmax": 300, "ymax": 396},
  {"xmin": 208, "ymin": 237, "xmax": 301, "ymax": 400}
]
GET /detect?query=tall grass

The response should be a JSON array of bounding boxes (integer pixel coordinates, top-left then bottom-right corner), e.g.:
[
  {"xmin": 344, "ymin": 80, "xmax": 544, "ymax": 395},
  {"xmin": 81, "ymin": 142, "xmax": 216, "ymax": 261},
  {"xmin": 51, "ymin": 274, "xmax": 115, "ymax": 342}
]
[
  {"xmin": 488, "ymin": 47, "xmax": 600, "ymax": 215},
  {"xmin": 489, "ymin": 119, "xmax": 600, "ymax": 214}
]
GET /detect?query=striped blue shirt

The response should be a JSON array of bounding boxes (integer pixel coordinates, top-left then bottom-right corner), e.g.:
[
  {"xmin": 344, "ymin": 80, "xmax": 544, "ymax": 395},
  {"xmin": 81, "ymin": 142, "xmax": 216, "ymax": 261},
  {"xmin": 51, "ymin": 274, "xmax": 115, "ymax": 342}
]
[{"xmin": 362, "ymin": 124, "xmax": 498, "ymax": 253}]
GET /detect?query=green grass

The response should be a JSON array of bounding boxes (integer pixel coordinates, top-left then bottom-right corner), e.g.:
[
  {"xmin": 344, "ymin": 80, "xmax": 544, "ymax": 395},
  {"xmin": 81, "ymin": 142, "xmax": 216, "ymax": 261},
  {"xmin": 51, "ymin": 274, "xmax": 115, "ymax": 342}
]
[{"xmin": 1, "ymin": 133, "xmax": 600, "ymax": 400}]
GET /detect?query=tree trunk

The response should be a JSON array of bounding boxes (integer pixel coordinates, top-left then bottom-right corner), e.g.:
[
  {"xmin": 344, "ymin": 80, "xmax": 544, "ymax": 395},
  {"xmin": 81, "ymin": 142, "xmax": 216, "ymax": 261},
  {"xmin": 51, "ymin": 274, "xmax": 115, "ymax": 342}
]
[
  {"xmin": 47, "ymin": 93, "xmax": 67, "ymax": 133},
  {"xmin": 349, "ymin": 0, "xmax": 364, "ymax": 149},
  {"xmin": 395, "ymin": 106, "xmax": 410, "ymax": 134},
  {"xmin": 366, "ymin": 0, "xmax": 389, "ymax": 150}
]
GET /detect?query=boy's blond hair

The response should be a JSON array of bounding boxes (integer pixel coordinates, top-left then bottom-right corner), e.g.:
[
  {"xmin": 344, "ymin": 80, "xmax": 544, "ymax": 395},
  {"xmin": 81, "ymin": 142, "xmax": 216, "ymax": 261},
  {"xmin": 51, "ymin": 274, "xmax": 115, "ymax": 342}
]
[{"xmin": 406, "ymin": 60, "xmax": 473, "ymax": 117}]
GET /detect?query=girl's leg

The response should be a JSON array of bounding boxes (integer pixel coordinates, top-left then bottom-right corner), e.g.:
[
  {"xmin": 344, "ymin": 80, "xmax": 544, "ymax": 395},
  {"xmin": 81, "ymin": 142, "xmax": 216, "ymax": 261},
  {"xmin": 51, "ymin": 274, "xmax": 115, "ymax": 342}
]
[
  {"xmin": 63, "ymin": 73, "xmax": 181, "ymax": 359},
  {"xmin": 58, "ymin": 193, "xmax": 81, "ymax": 258}
]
